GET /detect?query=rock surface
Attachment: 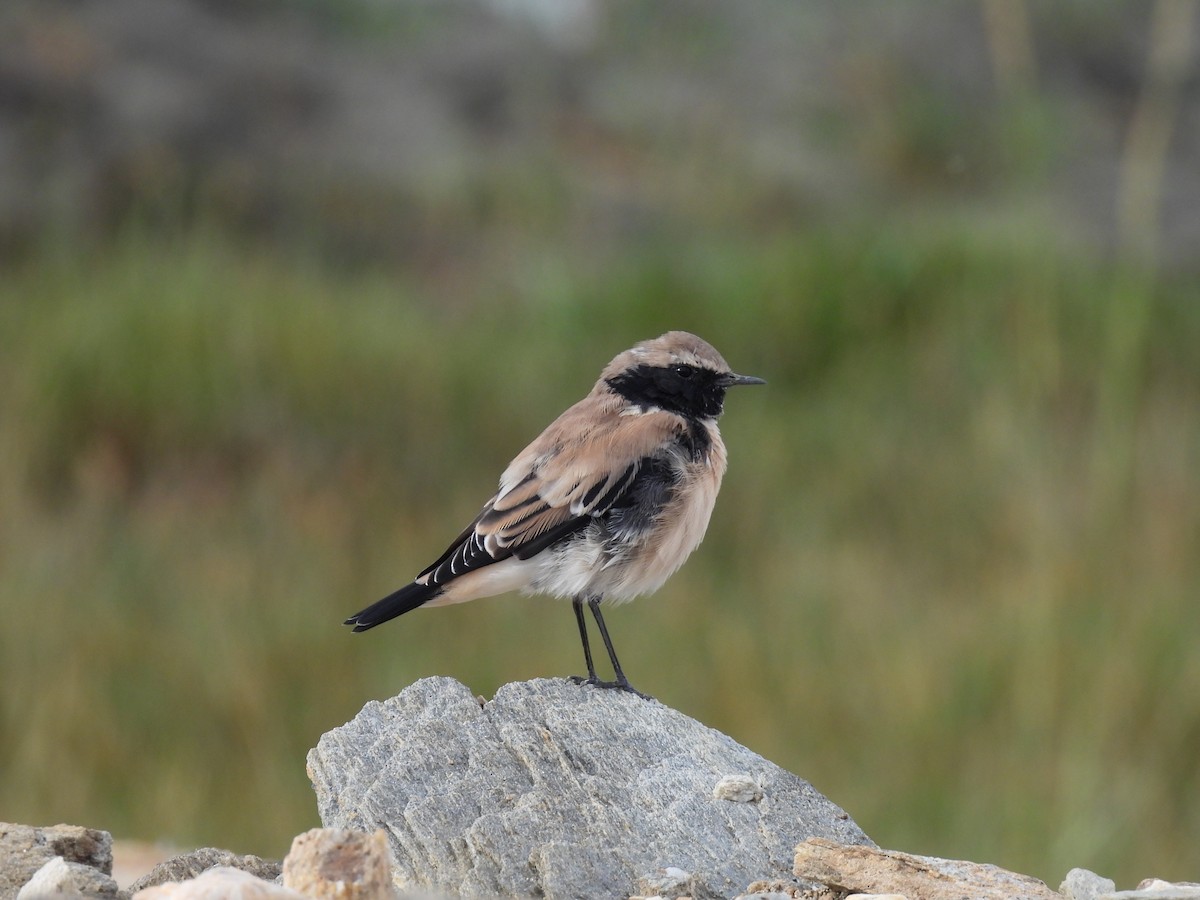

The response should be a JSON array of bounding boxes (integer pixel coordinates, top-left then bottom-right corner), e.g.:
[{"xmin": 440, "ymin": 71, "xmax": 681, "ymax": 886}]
[
  {"xmin": 126, "ymin": 849, "xmax": 281, "ymax": 896},
  {"xmin": 1063, "ymin": 868, "xmax": 1118, "ymax": 900},
  {"xmin": 0, "ymin": 823, "xmax": 113, "ymax": 900},
  {"xmin": 15, "ymin": 856, "xmax": 119, "ymax": 899},
  {"xmin": 308, "ymin": 677, "xmax": 873, "ymax": 899},
  {"xmin": 736, "ymin": 877, "xmax": 836, "ymax": 899},
  {"xmin": 281, "ymin": 829, "xmax": 394, "ymax": 900},
  {"xmin": 1101, "ymin": 881, "xmax": 1200, "ymax": 900},
  {"xmin": 793, "ymin": 837, "xmax": 1062, "ymax": 900},
  {"xmin": 132, "ymin": 867, "xmax": 303, "ymax": 900}
]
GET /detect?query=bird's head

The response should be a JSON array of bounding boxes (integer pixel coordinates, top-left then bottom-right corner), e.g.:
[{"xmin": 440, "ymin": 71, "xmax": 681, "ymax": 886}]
[{"xmin": 600, "ymin": 331, "xmax": 765, "ymax": 419}]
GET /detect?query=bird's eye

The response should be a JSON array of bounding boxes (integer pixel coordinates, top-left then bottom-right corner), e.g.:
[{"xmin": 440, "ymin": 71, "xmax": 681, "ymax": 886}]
[{"xmin": 673, "ymin": 364, "xmax": 695, "ymax": 379}]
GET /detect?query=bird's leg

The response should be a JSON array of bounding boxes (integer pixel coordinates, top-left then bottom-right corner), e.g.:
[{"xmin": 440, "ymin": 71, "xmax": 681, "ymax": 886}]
[
  {"xmin": 566, "ymin": 596, "xmax": 649, "ymax": 698},
  {"xmin": 568, "ymin": 595, "xmax": 600, "ymax": 685},
  {"xmin": 587, "ymin": 597, "xmax": 650, "ymax": 699}
]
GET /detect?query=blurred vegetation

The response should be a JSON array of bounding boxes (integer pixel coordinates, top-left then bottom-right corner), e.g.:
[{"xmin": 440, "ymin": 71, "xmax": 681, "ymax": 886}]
[
  {"xmin": 1, "ymin": 0, "xmax": 1198, "ymax": 891},
  {"xmin": 2, "ymin": 218, "xmax": 1198, "ymax": 886}
]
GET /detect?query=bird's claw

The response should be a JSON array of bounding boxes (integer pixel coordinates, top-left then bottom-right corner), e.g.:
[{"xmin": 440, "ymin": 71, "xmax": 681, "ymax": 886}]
[{"xmin": 568, "ymin": 674, "xmax": 651, "ymax": 700}]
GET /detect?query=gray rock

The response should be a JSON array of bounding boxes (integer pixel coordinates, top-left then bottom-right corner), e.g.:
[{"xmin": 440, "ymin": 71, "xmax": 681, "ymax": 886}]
[
  {"xmin": 307, "ymin": 676, "xmax": 873, "ymax": 900},
  {"xmin": 125, "ymin": 850, "xmax": 280, "ymax": 896},
  {"xmin": 15, "ymin": 857, "xmax": 119, "ymax": 899},
  {"xmin": 1063, "ymin": 867, "xmax": 1117, "ymax": 900},
  {"xmin": 0, "ymin": 824, "xmax": 113, "ymax": 900}
]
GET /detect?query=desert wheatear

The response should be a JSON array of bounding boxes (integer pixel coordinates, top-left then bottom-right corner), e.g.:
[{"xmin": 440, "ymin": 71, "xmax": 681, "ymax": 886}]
[{"xmin": 346, "ymin": 331, "xmax": 764, "ymax": 696}]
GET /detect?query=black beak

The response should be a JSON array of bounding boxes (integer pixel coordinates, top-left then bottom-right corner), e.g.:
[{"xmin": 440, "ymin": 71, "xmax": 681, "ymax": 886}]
[{"xmin": 720, "ymin": 372, "xmax": 766, "ymax": 387}]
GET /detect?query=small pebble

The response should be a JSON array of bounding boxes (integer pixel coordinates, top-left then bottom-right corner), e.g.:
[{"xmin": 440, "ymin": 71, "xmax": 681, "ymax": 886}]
[
  {"xmin": 1062, "ymin": 867, "xmax": 1117, "ymax": 900},
  {"xmin": 713, "ymin": 774, "xmax": 763, "ymax": 803}
]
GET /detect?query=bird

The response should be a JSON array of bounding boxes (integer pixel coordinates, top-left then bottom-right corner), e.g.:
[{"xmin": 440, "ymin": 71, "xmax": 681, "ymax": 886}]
[{"xmin": 344, "ymin": 331, "xmax": 764, "ymax": 697}]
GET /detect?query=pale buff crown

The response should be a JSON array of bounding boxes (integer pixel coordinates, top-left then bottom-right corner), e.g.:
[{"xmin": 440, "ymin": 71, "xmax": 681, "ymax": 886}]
[{"xmin": 595, "ymin": 331, "xmax": 732, "ymax": 388}]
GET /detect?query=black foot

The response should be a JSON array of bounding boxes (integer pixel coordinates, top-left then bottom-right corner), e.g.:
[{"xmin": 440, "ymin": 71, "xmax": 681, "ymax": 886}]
[{"xmin": 568, "ymin": 674, "xmax": 651, "ymax": 700}]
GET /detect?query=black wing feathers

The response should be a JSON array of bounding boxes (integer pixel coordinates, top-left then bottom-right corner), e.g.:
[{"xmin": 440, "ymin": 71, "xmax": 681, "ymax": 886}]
[
  {"xmin": 420, "ymin": 520, "xmax": 512, "ymax": 587},
  {"xmin": 344, "ymin": 580, "xmax": 439, "ymax": 631},
  {"xmin": 348, "ymin": 423, "xmax": 691, "ymax": 630},
  {"xmin": 599, "ymin": 455, "xmax": 679, "ymax": 543},
  {"xmin": 587, "ymin": 462, "xmax": 640, "ymax": 514}
]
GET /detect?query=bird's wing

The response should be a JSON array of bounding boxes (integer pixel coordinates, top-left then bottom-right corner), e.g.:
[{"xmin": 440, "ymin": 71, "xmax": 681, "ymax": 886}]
[{"xmin": 416, "ymin": 399, "xmax": 684, "ymax": 587}]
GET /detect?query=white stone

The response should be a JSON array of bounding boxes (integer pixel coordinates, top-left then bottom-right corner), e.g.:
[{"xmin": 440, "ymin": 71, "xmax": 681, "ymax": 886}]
[
  {"xmin": 1062, "ymin": 867, "xmax": 1117, "ymax": 900},
  {"xmin": 132, "ymin": 866, "xmax": 306, "ymax": 900},
  {"xmin": 17, "ymin": 856, "xmax": 119, "ymax": 899}
]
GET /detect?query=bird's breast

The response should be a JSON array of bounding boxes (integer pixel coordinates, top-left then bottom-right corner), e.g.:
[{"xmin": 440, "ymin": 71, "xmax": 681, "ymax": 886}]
[
  {"xmin": 601, "ymin": 420, "xmax": 728, "ymax": 601},
  {"xmin": 522, "ymin": 420, "xmax": 729, "ymax": 603},
  {"xmin": 639, "ymin": 450, "xmax": 724, "ymax": 576}
]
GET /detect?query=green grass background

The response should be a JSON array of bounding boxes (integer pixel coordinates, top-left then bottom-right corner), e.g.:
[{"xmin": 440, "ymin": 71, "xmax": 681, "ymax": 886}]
[
  {"xmin": 2, "ymin": 2, "xmax": 1199, "ymax": 886},
  {"xmin": 1, "ymin": 219, "xmax": 1197, "ymax": 887}
]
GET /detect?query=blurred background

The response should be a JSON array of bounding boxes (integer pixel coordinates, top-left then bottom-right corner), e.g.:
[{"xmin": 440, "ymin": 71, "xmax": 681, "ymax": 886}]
[{"xmin": 1, "ymin": 0, "xmax": 1198, "ymax": 888}]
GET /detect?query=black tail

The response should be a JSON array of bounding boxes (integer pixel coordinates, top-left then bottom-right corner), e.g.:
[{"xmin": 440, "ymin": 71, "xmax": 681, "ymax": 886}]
[{"xmin": 344, "ymin": 581, "xmax": 439, "ymax": 632}]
